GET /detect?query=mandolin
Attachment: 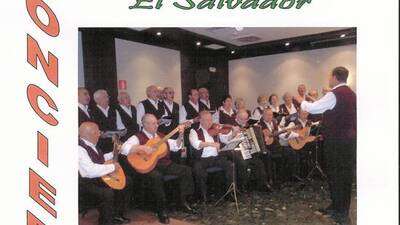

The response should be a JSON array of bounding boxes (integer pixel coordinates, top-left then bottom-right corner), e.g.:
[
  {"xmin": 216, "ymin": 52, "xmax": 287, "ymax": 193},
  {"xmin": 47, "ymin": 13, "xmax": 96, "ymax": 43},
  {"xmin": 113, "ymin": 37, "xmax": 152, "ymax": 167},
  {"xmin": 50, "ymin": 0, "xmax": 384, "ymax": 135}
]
[
  {"xmin": 127, "ymin": 123, "xmax": 189, "ymax": 174},
  {"xmin": 101, "ymin": 135, "xmax": 126, "ymax": 190},
  {"xmin": 288, "ymin": 126, "xmax": 320, "ymax": 150}
]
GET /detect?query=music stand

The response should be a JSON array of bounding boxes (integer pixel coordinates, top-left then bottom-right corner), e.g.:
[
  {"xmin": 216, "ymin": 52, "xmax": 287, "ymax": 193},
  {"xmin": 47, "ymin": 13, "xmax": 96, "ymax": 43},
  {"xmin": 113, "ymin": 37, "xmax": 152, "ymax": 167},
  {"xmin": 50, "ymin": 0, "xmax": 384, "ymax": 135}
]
[
  {"xmin": 214, "ymin": 140, "xmax": 242, "ymax": 214},
  {"xmin": 306, "ymin": 125, "xmax": 326, "ymax": 180}
]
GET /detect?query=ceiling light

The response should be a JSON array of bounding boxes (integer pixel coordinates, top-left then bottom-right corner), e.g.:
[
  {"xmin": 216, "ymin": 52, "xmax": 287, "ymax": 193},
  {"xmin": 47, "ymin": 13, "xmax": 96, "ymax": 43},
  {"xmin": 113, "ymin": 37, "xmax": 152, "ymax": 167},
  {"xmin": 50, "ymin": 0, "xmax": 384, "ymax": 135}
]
[
  {"xmin": 234, "ymin": 27, "xmax": 243, "ymax": 32},
  {"xmin": 156, "ymin": 31, "xmax": 162, "ymax": 36},
  {"xmin": 231, "ymin": 50, "xmax": 235, "ymax": 54},
  {"xmin": 196, "ymin": 41, "xmax": 201, "ymax": 46},
  {"xmin": 340, "ymin": 34, "xmax": 346, "ymax": 38},
  {"xmin": 285, "ymin": 42, "xmax": 290, "ymax": 46}
]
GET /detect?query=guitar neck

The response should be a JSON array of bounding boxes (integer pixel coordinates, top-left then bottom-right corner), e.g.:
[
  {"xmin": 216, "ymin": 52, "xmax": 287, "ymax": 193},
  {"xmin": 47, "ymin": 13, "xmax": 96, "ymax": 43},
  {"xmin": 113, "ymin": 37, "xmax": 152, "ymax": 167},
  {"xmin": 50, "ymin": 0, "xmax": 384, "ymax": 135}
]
[{"xmin": 154, "ymin": 127, "xmax": 180, "ymax": 147}]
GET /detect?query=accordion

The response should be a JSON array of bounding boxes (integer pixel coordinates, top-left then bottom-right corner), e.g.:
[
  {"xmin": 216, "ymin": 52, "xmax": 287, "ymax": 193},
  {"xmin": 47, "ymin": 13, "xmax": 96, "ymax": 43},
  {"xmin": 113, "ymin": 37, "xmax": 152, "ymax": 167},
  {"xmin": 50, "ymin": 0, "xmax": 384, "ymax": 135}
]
[{"xmin": 236, "ymin": 125, "xmax": 267, "ymax": 160}]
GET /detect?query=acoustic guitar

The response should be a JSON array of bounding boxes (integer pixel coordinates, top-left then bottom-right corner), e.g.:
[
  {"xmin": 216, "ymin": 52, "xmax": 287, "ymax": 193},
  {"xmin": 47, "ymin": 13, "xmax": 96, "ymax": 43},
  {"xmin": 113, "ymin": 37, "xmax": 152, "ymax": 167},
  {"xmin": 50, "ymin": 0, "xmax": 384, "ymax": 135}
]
[
  {"xmin": 127, "ymin": 123, "xmax": 189, "ymax": 174},
  {"xmin": 101, "ymin": 135, "xmax": 126, "ymax": 190},
  {"xmin": 288, "ymin": 126, "xmax": 319, "ymax": 150},
  {"xmin": 262, "ymin": 124, "xmax": 302, "ymax": 145}
]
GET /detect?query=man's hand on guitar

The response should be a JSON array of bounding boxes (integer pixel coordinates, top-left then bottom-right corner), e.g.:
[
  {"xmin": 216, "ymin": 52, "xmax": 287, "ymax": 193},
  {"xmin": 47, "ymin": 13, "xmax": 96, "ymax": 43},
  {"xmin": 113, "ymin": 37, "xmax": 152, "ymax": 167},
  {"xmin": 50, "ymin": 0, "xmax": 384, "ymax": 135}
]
[{"xmin": 211, "ymin": 142, "xmax": 221, "ymax": 150}]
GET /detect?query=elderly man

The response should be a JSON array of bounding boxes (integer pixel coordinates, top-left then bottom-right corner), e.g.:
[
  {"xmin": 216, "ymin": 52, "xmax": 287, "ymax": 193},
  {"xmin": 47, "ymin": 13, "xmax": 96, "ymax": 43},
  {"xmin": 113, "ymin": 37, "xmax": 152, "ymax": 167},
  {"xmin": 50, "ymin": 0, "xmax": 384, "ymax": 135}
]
[
  {"xmin": 137, "ymin": 85, "xmax": 165, "ymax": 127},
  {"xmin": 279, "ymin": 92, "xmax": 298, "ymax": 127},
  {"xmin": 293, "ymin": 84, "xmax": 313, "ymax": 108},
  {"xmin": 78, "ymin": 87, "xmax": 92, "ymax": 125},
  {"xmin": 116, "ymin": 92, "xmax": 139, "ymax": 141},
  {"xmin": 189, "ymin": 111, "xmax": 235, "ymax": 203},
  {"xmin": 78, "ymin": 122, "xmax": 132, "ymax": 225},
  {"xmin": 158, "ymin": 87, "xmax": 180, "ymax": 138},
  {"xmin": 91, "ymin": 89, "xmax": 126, "ymax": 153},
  {"xmin": 232, "ymin": 109, "xmax": 272, "ymax": 192},
  {"xmin": 198, "ymin": 87, "xmax": 216, "ymax": 113},
  {"xmin": 180, "ymin": 88, "xmax": 201, "ymax": 125},
  {"xmin": 120, "ymin": 114, "xmax": 195, "ymax": 223}
]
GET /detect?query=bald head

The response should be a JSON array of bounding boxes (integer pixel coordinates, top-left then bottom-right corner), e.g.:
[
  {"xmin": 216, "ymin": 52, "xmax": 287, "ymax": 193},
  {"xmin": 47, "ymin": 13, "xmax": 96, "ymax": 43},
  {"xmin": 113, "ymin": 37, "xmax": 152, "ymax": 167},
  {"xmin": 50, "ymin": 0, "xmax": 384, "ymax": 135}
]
[
  {"xmin": 79, "ymin": 122, "xmax": 101, "ymax": 144},
  {"xmin": 236, "ymin": 109, "xmax": 249, "ymax": 126},
  {"xmin": 199, "ymin": 110, "xmax": 213, "ymax": 129}
]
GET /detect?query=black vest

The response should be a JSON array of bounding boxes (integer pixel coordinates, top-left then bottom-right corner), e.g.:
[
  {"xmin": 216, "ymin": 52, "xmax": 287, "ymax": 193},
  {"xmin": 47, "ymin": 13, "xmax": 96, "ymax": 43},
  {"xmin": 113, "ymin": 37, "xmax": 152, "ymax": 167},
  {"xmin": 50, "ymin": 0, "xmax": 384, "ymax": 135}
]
[
  {"xmin": 158, "ymin": 101, "xmax": 180, "ymax": 137},
  {"xmin": 91, "ymin": 106, "xmax": 117, "ymax": 132},
  {"xmin": 183, "ymin": 102, "xmax": 200, "ymax": 120},
  {"xmin": 199, "ymin": 100, "xmax": 216, "ymax": 112},
  {"xmin": 141, "ymin": 99, "xmax": 165, "ymax": 119},
  {"xmin": 78, "ymin": 139, "xmax": 105, "ymax": 185},
  {"xmin": 219, "ymin": 109, "xmax": 236, "ymax": 125},
  {"xmin": 78, "ymin": 107, "xmax": 92, "ymax": 126},
  {"xmin": 116, "ymin": 104, "xmax": 139, "ymax": 140}
]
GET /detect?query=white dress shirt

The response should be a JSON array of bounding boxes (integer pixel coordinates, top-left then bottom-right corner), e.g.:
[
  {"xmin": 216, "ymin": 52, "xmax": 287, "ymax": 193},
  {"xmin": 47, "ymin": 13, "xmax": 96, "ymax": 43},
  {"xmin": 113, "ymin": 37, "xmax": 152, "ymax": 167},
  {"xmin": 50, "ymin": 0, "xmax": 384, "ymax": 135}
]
[
  {"xmin": 137, "ymin": 98, "xmax": 159, "ymax": 126},
  {"xmin": 161, "ymin": 100, "xmax": 175, "ymax": 126},
  {"xmin": 78, "ymin": 138, "xmax": 115, "ymax": 178},
  {"xmin": 179, "ymin": 101, "xmax": 199, "ymax": 124},
  {"xmin": 189, "ymin": 125, "xmax": 232, "ymax": 158},
  {"xmin": 96, "ymin": 105, "xmax": 126, "ymax": 130},
  {"xmin": 300, "ymin": 83, "xmax": 347, "ymax": 114},
  {"xmin": 269, "ymin": 104, "xmax": 280, "ymax": 113},
  {"xmin": 252, "ymin": 105, "xmax": 266, "ymax": 120},
  {"xmin": 120, "ymin": 129, "xmax": 182, "ymax": 156},
  {"xmin": 79, "ymin": 103, "xmax": 90, "ymax": 118}
]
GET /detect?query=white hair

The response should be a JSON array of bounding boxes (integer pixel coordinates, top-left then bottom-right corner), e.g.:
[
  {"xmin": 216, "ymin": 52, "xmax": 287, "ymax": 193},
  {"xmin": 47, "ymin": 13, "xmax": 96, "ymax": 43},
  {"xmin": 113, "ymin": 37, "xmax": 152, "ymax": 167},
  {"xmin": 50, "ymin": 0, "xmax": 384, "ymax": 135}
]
[{"xmin": 93, "ymin": 89, "xmax": 107, "ymax": 103}]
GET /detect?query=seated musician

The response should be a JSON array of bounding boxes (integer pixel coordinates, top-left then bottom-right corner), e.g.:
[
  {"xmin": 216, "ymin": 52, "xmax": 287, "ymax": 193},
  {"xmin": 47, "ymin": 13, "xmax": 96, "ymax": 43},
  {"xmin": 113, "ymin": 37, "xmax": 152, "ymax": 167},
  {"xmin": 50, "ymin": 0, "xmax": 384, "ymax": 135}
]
[
  {"xmin": 307, "ymin": 90, "xmax": 323, "ymax": 122},
  {"xmin": 258, "ymin": 108, "xmax": 281, "ymax": 184},
  {"xmin": 233, "ymin": 109, "xmax": 272, "ymax": 191},
  {"xmin": 293, "ymin": 84, "xmax": 313, "ymax": 108},
  {"xmin": 268, "ymin": 93, "xmax": 280, "ymax": 118},
  {"xmin": 234, "ymin": 97, "xmax": 251, "ymax": 117},
  {"xmin": 120, "ymin": 114, "xmax": 195, "ymax": 224},
  {"xmin": 252, "ymin": 94, "xmax": 269, "ymax": 120},
  {"xmin": 279, "ymin": 92, "xmax": 298, "ymax": 127},
  {"xmin": 78, "ymin": 122, "xmax": 132, "ymax": 225},
  {"xmin": 91, "ymin": 89, "xmax": 126, "ymax": 154},
  {"xmin": 116, "ymin": 92, "xmax": 139, "ymax": 141},
  {"xmin": 189, "ymin": 110, "xmax": 234, "ymax": 203},
  {"xmin": 213, "ymin": 95, "xmax": 236, "ymax": 125},
  {"xmin": 278, "ymin": 109, "xmax": 312, "ymax": 182},
  {"xmin": 78, "ymin": 87, "xmax": 93, "ymax": 126}
]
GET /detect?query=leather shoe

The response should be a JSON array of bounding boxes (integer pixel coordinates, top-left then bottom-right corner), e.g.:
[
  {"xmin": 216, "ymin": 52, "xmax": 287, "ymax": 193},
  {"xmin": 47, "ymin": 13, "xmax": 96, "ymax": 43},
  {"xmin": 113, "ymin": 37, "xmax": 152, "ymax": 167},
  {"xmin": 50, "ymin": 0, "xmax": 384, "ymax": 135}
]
[
  {"xmin": 156, "ymin": 210, "xmax": 170, "ymax": 224},
  {"xmin": 114, "ymin": 215, "xmax": 130, "ymax": 224},
  {"xmin": 181, "ymin": 201, "xmax": 197, "ymax": 214}
]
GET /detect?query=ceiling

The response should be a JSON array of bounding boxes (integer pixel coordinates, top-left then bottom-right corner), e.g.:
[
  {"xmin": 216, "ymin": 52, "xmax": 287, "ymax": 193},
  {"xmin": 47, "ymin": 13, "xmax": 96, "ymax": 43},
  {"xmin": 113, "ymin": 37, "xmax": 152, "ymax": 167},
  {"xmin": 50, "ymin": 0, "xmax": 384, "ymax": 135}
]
[{"xmin": 181, "ymin": 27, "xmax": 347, "ymax": 46}]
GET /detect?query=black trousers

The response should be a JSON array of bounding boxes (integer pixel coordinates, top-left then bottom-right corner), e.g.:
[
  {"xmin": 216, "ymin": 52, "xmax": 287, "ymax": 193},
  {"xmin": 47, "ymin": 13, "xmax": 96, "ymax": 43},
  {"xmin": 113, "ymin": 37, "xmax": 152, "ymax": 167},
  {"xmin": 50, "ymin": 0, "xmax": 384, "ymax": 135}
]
[
  {"xmin": 146, "ymin": 162, "xmax": 195, "ymax": 211},
  {"xmin": 79, "ymin": 177, "xmax": 133, "ymax": 225},
  {"xmin": 192, "ymin": 156, "xmax": 234, "ymax": 197},
  {"xmin": 282, "ymin": 146, "xmax": 301, "ymax": 180},
  {"xmin": 234, "ymin": 152, "xmax": 268, "ymax": 190},
  {"xmin": 324, "ymin": 138, "xmax": 356, "ymax": 215}
]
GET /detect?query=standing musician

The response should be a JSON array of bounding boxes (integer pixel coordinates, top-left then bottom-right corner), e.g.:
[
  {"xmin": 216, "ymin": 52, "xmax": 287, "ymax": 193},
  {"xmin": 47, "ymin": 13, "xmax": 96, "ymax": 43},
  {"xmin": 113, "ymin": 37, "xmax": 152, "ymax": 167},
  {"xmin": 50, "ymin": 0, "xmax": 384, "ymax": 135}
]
[
  {"xmin": 91, "ymin": 89, "xmax": 126, "ymax": 153},
  {"xmin": 279, "ymin": 92, "xmax": 298, "ymax": 127},
  {"xmin": 137, "ymin": 85, "xmax": 165, "ymax": 128},
  {"xmin": 120, "ymin": 114, "xmax": 195, "ymax": 224},
  {"xmin": 295, "ymin": 67, "xmax": 356, "ymax": 225},
  {"xmin": 278, "ymin": 109, "xmax": 312, "ymax": 182},
  {"xmin": 78, "ymin": 87, "xmax": 93, "ymax": 126},
  {"xmin": 268, "ymin": 93, "xmax": 280, "ymax": 118},
  {"xmin": 233, "ymin": 109, "xmax": 272, "ymax": 192},
  {"xmin": 116, "ymin": 92, "xmax": 139, "ymax": 141},
  {"xmin": 180, "ymin": 88, "xmax": 201, "ymax": 125},
  {"xmin": 158, "ymin": 87, "xmax": 180, "ymax": 138},
  {"xmin": 214, "ymin": 95, "xmax": 236, "ymax": 125},
  {"xmin": 252, "ymin": 94, "xmax": 269, "ymax": 120},
  {"xmin": 189, "ymin": 111, "xmax": 235, "ymax": 203},
  {"xmin": 78, "ymin": 122, "xmax": 132, "ymax": 225},
  {"xmin": 234, "ymin": 97, "xmax": 252, "ymax": 117},
  {"xmin": 198, "ymin": 87, "xmax": 217, "ymax": 112},
  {"xmin": 293, "ymin": 84, "xmax": 313, "ymax": 108}
]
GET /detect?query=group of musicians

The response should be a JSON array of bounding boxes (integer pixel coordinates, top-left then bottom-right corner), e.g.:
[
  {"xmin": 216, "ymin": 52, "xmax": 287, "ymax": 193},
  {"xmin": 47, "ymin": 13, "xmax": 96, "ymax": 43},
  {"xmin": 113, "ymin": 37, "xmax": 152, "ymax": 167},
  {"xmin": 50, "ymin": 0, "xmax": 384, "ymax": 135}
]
[{"xmin": 78, "ymin": 66, "xmax": 356, "ymax": 225}]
